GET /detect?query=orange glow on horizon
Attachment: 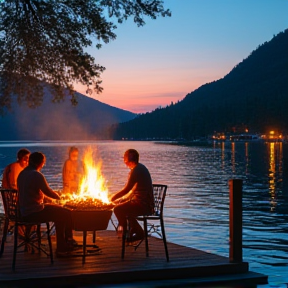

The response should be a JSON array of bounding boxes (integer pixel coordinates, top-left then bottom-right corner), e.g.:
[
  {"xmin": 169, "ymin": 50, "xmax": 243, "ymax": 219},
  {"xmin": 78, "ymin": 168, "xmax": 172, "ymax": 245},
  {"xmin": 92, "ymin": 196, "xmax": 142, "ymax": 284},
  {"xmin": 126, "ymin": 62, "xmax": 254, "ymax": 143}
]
[
  {"xmin": 74, "ymin": 82, "xmax": 189, "ymax": 113},
  {"xmin": 73, "ymin": 72, "xmax": 207, "ymax": 113}
]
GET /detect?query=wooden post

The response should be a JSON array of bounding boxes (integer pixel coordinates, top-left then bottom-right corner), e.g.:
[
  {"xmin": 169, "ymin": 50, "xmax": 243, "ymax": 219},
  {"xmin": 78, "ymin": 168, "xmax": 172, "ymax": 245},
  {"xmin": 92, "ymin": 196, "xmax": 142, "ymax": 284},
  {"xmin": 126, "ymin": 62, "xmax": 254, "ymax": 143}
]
[{"xmin": 229, "ymin": 179, "xmax": 243, "ymax": 263}]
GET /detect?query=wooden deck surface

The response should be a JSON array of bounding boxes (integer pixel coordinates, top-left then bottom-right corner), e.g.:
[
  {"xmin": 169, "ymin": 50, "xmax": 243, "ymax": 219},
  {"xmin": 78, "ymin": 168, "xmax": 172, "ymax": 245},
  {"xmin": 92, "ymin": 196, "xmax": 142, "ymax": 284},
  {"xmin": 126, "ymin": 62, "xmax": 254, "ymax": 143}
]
[{"xmin": 0, "ymin": 229, "xmax": 267, "ymax": 287}]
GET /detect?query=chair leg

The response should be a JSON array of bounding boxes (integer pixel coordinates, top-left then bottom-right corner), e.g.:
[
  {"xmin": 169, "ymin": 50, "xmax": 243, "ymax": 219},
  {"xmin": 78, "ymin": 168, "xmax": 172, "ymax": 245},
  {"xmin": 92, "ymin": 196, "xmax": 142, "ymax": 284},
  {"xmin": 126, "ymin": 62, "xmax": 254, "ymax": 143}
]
[
  {"xmin": 144, "ymin": 218, "xmax": 149, "ymax": 257},
  {"xmin": 12, "ymin": 223, "xmax": 19, "ymax": 270},
  {"xmin": 92, "ymin": 231, "xmax": 96, "ymax": 243},
  {"xmin": 160, "ymin": 218, "xmax": 169, "ymax": 262},
  {"xmin": 83, "ymin": 230, "xmax": 87, "ymax": 264},
  {"xmin": 22, "ymin": 224, "xmax": 33, "ymax": 253},
  {"xmin": 121, "ymin": 225, "xmax": 127, "ymax": 259},
  {"xmin": 0, "ymin": 219, "xmax": 9, "ymax": 256},
  {"xmin": 49, "ymin": 222, "xmax": 55, "ymax": 236},
  {"xmin": 46, "ymin": 223, "xmax": 54, "ymax": 264},
  {"xmin": 37, "ymin": 224, "xmax": 41, "ymax": 249},
  {"xmin": 110, "ymin": 216, "xmax": 118, "ymax": 231}
]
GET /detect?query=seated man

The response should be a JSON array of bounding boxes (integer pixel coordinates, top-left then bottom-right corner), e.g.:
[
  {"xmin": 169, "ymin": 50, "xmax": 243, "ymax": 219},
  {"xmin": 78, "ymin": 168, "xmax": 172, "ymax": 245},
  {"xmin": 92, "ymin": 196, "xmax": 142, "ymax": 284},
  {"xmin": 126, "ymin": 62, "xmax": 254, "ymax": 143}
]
[
  {"xmin": 2, "ymin": 148, "xmax": 31, "ymax": 236},
  {"xmin": 17, "ymin": 152, "xmax": 76, "ymax": 256},
  {"xmin": 2, "ymin": 148, "xmax": 30, "ymax": 190},
  {"xmin": 111, "ymin": 149, "xmax": 154, "ymax": 242}
]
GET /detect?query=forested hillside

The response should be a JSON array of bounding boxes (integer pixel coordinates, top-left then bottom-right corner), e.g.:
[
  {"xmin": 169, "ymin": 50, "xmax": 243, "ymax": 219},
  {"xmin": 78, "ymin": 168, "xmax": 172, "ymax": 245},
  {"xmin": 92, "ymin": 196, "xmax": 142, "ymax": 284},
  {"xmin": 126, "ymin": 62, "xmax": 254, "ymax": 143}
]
[{"xmin": 111, "ymin": 29, "xmax": 288, "ymax": 140}]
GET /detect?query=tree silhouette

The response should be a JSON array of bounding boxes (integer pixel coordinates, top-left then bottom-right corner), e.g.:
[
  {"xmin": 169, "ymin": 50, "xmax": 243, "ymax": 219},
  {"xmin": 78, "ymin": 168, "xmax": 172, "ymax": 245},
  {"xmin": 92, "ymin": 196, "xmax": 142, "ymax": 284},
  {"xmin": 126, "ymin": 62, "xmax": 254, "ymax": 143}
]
[{"xmin": 0, "ymin": 0, "xmax": 171, "ymax": 112}]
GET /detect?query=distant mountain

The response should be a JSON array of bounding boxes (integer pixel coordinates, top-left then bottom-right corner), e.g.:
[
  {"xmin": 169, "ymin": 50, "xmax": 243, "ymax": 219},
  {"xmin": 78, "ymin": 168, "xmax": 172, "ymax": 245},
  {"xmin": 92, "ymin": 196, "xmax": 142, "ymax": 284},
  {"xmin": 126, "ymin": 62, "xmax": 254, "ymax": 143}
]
[
  {"xmin": 111, "ymin": 29, "xmax": 288, "ymax": 140},
  {"xmin": 0, "ymin": 92, "xmax": 136, "ymax": 140}
]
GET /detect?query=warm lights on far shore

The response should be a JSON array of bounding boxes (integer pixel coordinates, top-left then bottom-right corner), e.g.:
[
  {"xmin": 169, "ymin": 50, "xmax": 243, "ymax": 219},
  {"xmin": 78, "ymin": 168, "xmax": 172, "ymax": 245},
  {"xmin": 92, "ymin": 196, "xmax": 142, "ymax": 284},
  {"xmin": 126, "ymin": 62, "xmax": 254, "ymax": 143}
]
[{"xmin": 211, "ymin": 128, "xmax": 286, "ymax": 143}]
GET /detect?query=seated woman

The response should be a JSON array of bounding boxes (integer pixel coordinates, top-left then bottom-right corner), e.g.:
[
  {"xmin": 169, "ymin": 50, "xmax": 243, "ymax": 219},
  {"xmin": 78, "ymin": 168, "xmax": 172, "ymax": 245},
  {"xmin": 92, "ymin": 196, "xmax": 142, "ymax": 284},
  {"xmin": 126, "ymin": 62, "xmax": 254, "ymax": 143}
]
[
  {"xmin": 62, "ymin": 146, "xmax": 84, "ymax": 194},
  {"xmin": 17, "ymin": 152, "xmax": 76, "ymax": 256}
]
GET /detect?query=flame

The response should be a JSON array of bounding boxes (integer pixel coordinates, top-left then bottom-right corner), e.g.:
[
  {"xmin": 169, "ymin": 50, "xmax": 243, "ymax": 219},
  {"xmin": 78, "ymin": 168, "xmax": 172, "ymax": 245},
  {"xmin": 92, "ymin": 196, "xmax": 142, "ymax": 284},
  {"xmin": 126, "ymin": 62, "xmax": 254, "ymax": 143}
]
[{"xmin": 66, "ymin": 147, "xmax": 110, "ymax": 204}]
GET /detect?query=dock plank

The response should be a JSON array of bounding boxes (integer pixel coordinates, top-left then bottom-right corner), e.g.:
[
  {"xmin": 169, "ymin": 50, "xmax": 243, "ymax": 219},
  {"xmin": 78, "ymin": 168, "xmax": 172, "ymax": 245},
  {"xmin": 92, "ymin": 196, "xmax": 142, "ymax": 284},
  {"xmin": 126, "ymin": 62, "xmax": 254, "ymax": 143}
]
[{"xmin": 0, "ymin": 230, "xmax": 267, "ymax": 287}]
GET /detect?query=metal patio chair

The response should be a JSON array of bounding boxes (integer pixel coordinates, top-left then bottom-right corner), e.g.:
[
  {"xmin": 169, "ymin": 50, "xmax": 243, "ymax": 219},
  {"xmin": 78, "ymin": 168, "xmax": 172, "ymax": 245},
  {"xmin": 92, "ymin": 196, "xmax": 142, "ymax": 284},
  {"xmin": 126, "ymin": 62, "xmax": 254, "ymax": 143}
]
[
  {"xmin": 121, "ymin": 184, "xmax": 169, "ymax": 262},
  {"xmin": 0, "ymin": 189, "xmax": 53, "ymax": 270}
]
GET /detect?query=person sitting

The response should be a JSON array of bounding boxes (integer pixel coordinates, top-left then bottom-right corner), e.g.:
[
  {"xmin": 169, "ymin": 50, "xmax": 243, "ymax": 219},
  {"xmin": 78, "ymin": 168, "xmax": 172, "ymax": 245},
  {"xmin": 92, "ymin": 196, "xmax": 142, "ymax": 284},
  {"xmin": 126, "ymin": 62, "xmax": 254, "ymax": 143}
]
[
  {"xmin": 62, "ymin": 146, "xmax": 84, "ymax": 194},
  {"xmin": 17, "ymin": 152, "xmax": 76, "ymax": 256},
  {"xmin": 110, "ymin": 149, "xmax": 154, "ymax": 242},
  {"xmin": 2, "ymin": 148, "xmax": 30, "ymax": 190},
  {"xmin": 1, "ymin": 148, "xmax": 31, "ymax": 236}
]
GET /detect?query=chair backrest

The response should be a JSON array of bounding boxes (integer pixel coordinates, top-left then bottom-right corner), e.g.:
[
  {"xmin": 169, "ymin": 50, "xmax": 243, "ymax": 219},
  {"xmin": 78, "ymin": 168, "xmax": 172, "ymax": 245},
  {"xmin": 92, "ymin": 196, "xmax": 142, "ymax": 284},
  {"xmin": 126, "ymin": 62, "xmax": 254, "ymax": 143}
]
[
  {"xmin": 0, "ymin": 189, "xmax": 19, "ymax": 222},
  {"xmin": 152, "ymin": 184, "xmax": 167, "ymax": 217}
]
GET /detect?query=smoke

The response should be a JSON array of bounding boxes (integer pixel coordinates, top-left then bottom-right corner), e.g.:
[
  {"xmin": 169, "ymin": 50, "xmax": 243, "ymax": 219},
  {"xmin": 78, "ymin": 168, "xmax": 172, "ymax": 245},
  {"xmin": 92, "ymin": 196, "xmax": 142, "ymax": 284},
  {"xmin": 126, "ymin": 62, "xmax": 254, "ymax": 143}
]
[
  {"xmin": 15, "ymin": 103, "xmax": 94, "ymax": 140},
  {"xmin": 1, "ymin": 87, "xmax": 135, "ymax": 141},
  {"xmin": 13, "ymin": 89, "xmax": 99, "ymax": 140}
]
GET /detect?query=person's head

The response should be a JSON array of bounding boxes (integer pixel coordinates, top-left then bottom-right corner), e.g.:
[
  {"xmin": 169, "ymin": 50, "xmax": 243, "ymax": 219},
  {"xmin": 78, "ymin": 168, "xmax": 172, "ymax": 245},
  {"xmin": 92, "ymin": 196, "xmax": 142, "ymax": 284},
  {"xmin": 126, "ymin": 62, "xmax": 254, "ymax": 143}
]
[
  {"xmin": 17, "ymin": 148, "xmax": 30, "ymax": 168},
  {"xmin": 68, "ymin": 146, "xmax": 79, "ymax": 161},
  {"xmin": 29, "ymin": 152, "xmax": 46, "ymax": 170},
  {"xmin": 123, "ymin": 149, "xmax": 139, "ymax": 168}
]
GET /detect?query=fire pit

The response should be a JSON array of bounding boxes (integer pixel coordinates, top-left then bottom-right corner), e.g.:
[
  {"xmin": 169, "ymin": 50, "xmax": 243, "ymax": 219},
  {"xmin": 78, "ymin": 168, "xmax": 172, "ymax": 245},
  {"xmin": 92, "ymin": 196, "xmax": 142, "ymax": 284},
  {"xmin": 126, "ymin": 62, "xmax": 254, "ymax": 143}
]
[
  {"xmin": 62, "ymin": 201, "xmax": 114, "ymax": 263},
  {"xmin": 71, "ymin": 209, "xmax": 113, "ymax": 231},
  {"xmin": 65, "ymin": 199, "xmax": 114, "ymax": 231}
]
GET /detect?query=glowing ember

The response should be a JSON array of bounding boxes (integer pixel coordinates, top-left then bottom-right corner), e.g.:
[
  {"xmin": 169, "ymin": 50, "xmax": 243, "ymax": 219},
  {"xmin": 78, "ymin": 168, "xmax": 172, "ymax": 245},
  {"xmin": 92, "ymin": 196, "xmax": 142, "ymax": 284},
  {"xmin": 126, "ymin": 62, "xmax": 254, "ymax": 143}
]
[
  {"xmin": 65, "ymin": 198, "xmax": 114, "ymax": 211},
  {"xmin": 61, "ymin": 147, "xmax": 112, "ymax": 209}
]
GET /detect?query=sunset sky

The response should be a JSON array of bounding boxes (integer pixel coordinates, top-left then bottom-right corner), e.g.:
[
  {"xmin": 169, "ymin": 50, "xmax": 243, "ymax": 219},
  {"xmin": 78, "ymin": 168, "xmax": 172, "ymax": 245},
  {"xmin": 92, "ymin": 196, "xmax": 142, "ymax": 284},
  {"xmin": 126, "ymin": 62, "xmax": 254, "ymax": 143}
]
[{"xmin": 76, "ymin": 0, "xmax": 288, "ymax": 114}]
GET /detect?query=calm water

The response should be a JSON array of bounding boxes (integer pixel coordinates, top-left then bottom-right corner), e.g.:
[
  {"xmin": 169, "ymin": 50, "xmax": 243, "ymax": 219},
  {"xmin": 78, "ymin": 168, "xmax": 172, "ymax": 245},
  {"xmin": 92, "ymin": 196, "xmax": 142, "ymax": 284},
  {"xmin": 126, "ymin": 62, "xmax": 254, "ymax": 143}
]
[{"xmin": 0, "ymin": 140, "xmax": 287, "ymax": 287}]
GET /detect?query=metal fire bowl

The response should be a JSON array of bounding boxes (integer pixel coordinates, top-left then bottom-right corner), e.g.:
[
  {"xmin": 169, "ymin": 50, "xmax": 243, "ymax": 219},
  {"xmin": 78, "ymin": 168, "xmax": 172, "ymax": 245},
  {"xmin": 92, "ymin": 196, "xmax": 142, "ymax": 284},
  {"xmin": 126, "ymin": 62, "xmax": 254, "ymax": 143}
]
[{"xmin": 71, "ymin": 209, "xmax": 113, "ymax": 231}]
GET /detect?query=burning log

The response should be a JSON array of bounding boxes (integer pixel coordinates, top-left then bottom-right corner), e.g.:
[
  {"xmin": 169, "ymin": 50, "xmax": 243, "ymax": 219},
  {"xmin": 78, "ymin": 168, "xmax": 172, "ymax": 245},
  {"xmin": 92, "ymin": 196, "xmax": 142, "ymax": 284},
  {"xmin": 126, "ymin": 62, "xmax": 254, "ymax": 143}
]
[{"xmin": 64, "ymin": 198, "xmax": 114, "ymax": 211}]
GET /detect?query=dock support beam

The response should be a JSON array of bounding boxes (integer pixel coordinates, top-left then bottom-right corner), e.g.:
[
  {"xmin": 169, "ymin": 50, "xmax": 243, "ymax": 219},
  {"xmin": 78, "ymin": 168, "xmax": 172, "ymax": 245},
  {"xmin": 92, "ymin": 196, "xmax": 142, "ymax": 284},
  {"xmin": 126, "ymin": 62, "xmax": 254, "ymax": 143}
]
[{"xmin": 229, "ymin": 179, "xmax": 243, "ymax": 263}]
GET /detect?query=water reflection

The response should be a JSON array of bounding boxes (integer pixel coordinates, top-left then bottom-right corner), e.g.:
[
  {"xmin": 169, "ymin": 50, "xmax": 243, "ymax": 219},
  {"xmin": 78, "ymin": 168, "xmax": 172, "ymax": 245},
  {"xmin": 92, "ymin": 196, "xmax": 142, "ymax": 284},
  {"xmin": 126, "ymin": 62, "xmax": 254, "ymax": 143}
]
[
  {"xmin": 221, "ymin": 141, "xmax": 225, "ymax": 169},
  {"xmin": 231, "ymin": 142, "xmax": 235, "ymax": 173},
  {"xmin": 269, "ymin": 143, "xmax": 276, "ymax": 211},
  {"xmin": 245, "ymin": 142, "xmax": 249, "ymax": 174}
]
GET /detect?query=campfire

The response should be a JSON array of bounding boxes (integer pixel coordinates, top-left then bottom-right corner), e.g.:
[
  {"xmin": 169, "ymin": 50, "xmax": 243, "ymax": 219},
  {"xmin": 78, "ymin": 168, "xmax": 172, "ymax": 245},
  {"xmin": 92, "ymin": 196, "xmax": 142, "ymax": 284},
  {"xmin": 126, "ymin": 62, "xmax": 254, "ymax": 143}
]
[{"xmin": 61, "ymin": 147, "xmax": 114, "ymax": 211}]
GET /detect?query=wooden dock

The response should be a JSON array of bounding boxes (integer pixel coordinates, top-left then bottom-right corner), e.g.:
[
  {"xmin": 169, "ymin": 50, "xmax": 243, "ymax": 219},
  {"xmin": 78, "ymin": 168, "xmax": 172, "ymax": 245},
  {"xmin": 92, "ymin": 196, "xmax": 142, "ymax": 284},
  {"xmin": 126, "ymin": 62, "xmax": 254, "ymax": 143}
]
[{"xmin": 0, "ymin": 230, "xmax": 267, "ymax": 287}]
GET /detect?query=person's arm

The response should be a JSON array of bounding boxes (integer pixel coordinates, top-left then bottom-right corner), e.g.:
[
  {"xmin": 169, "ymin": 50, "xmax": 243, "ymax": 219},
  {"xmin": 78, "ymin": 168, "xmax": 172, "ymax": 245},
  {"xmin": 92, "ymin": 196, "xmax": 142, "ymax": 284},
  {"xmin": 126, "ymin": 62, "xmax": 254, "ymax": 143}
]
[
  {"xmin": 63, "ymin": 160, "xmax": 72, "ymax": 183},
  {"xmin": 38, "ymin": 173, "xmax": 60, "ymax": 200},
  {"xmin": 78, "ymin": 160, "xmax": 85, "ymax": 176},
  {"xmin": 1, "ymin": 165, "xmax": 11, "ymax": 189},
  {"xmin": 110, "ymin": 189, "xmax": 128, "ymax": 202},
  {"xmin": 8, "ymin": 163, "xmax": 21, "ymax": 190},
  {"xmin": 111, "ymin": 170, "xmax": 136, "ymax": 202}
]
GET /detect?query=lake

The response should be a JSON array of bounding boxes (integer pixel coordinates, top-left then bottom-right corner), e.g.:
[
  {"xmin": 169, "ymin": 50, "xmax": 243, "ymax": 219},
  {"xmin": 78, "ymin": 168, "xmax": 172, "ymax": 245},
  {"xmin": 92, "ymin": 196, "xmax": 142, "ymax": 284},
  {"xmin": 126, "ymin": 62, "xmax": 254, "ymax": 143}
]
[{"xmin": 0, "ymin": 140, "xmax": 287, "ymax": 287}]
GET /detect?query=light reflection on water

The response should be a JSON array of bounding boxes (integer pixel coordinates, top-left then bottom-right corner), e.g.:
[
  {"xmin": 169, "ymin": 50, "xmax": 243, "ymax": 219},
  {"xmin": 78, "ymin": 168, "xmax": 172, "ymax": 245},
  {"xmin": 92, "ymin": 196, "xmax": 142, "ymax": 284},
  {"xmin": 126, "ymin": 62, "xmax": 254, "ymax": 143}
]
[{"xmin": 0, "ymin": 140, "xmax": 287, "ymax": 286}]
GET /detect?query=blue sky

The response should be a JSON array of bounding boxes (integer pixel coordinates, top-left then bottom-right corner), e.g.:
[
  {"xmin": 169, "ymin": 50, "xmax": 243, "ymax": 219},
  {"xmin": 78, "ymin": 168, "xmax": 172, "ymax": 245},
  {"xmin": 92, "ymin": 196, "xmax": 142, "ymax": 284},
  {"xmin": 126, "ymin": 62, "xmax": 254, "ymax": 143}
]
[{"xmin": 76, "ymin": 0, "xmax": 288, "ymax": 113}]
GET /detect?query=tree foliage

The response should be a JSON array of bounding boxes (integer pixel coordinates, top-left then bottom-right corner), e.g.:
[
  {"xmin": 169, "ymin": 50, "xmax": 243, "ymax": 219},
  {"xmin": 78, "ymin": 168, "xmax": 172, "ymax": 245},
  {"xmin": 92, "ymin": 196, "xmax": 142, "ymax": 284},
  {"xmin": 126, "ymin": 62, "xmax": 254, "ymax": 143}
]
[{"xmin": 0, "ymin": 0, "xmax": 171, "ymax": 111}]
